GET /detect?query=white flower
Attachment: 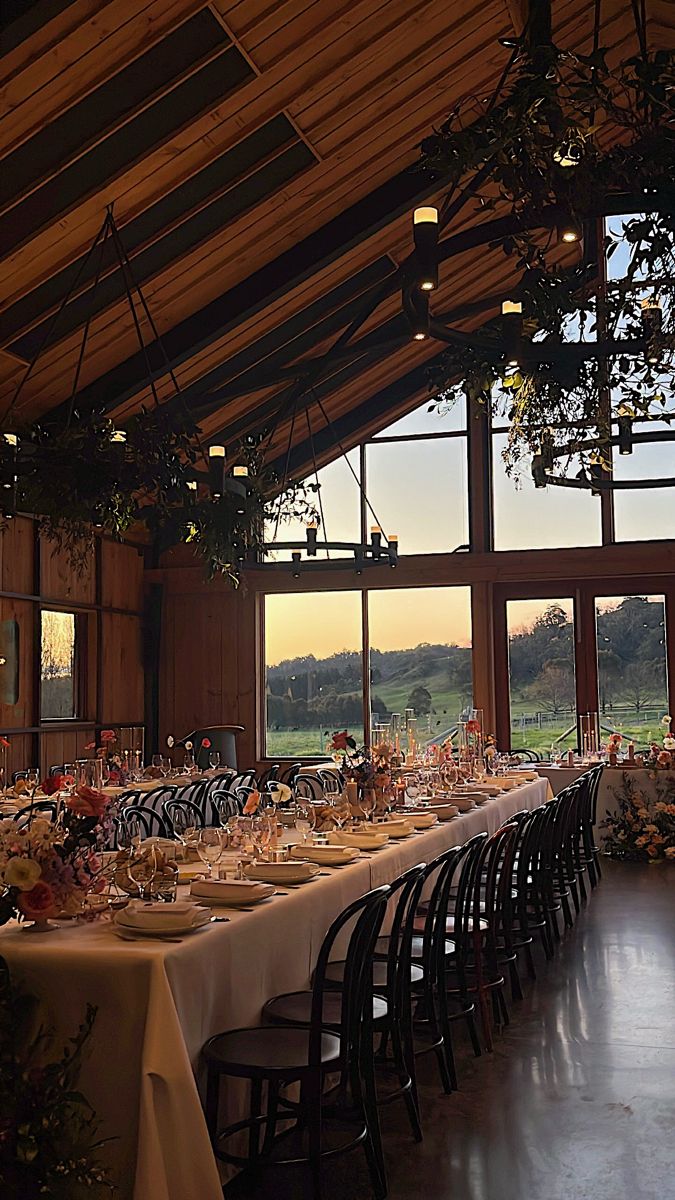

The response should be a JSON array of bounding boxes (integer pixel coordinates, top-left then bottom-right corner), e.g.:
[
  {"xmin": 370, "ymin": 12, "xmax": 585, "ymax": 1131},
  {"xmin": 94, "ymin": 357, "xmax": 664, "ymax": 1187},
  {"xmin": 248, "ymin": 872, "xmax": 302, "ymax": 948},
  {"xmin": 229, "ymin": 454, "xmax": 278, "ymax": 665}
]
[
  {"xmin": 4, "ymin": 856, "xmax": 41, "ymax": 891},
  {"xmin": 184, "ymin": 741, "xmax": 193, "ymax": 751},
  {"xmin": 664, "ymin": 736, "xmax": 675, "ymax": 751},
  {"xmin": 661, "ymin": 715, "xmax": 672, "ymax": 727},
  {"xmin": 166, "ymin": 735, "xmax": 175, "ymax": 748}
]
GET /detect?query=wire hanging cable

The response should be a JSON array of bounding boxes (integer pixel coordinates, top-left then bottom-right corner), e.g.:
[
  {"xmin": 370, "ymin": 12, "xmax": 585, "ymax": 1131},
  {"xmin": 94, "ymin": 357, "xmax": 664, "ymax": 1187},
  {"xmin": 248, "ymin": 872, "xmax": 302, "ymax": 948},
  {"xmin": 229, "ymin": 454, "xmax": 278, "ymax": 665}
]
[
  {"xmin": 1, "ymin": 214, "xmax": 112, "ymax": 425},
  {"xmin": 65, "ymin": 211, "xmax": 113, "ymax": 429},
  {"xmin": 304, "ymin": 404, "xmax": 330, "ymax": 560}
]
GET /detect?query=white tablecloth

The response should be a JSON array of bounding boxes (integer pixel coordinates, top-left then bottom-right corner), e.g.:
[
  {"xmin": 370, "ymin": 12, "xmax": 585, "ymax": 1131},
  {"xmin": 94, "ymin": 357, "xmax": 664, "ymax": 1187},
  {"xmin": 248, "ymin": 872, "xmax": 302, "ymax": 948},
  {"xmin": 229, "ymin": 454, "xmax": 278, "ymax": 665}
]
[
  {"xmin": 0, "ymin": 777, "xmax": 549, "ymax": 1200},
  {"xmin": 536, "ymin": 765, "xmax": 675, "ymax": 837}
]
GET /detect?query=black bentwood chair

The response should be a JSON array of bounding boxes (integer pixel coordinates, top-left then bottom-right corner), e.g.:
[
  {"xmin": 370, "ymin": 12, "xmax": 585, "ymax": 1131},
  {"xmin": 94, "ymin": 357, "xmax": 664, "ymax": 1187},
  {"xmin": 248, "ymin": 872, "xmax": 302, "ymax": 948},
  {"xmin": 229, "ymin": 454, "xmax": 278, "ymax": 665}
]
[
  {"xmin": 322, "ymin": 863, "xmax": 427, "ymax": 1142},
  {"xmin": 163, "ymin": 798, "xmax": 205, "ymax": 837},
  {"xmin": 203, "ymin": 886, "xmax": 391, "ymax": 1200},
  {"xmin": 119, "ymin": 805, "xmax": 169, "ymax": 841},
  {"xmin": 12, "ymin": 800, "xmax": 58, "ymax": 828}
]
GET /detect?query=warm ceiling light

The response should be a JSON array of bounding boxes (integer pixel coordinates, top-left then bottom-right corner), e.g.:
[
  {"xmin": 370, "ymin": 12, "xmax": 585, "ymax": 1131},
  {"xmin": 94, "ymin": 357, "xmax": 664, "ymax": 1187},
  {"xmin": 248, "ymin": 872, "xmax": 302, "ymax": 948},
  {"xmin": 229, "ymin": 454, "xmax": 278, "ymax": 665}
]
[
  {"xmin": 208, "ymin": 445, "xmax": 225, "ymax": 458},
  {"xmin": 232, "ymin": 465, "xmax": 249, "ymax": 477},
  {"xmin": 413, "ymin": 206, "xmax": 439, "ymax": 291},
  {"xmin": 502, "ymin": 299, "xmax": 523, "ymax": 366},
  {"xmin": 409, "ymin": 288, "xmax": 430, "ymax": 340},
  {"xmin": 2, "ymin": 433, "xmax": 17, "ymax": 447},
  {"xmin": 559, "ymin": 215, "xmax": 582, "ymax": 243},
  {"xmin": 111, "ymin": 430, "xmax": 127, "ymax": 443}
]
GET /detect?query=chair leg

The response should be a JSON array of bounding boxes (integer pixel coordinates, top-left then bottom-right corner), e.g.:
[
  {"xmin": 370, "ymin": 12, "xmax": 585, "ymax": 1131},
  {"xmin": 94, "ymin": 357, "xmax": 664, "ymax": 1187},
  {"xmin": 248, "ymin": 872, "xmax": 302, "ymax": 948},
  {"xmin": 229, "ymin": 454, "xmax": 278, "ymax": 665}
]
[
  {"xmin": 525, "ymin": 941, "xmax": 537, "ymax": 980},
  {"xmin": 358, "ymin": 1053, "xmax": 388, "ymax": 1200},
  {"xmin": 435, "ymin": 984, "xmax": 458, "ymax": 1092},
  {"xmin": 508, "ymin": 958, "xmax": 523, "ymax": 1001},
  {"xmin": 262, "ymin": 1081, "xmax": 279, "ymax": 1155},
  {"xmin": 578, "ymin": 866, "xmax": 588, "ymax": 904},
  {"xmin": 205, "ymin": 1066, "xmax": 220, "ymax": 1145},
  {"xmin": 305, "ymin": 1075, "xmax": 323, "ymax": 1200},
  {"xmin": 392, "ymin": 1021, "xmax": 423, "ymax": 1142},
  {"xmin": 594, "ymin": 851, "xmax": 603, "ymax": 880},
  {"xmin": 477, "ymin": 985, "xmax": 493, "ymax": 1053},
  {"xmin": 249, "ymin": 1077, "xmax": 263, "ymax": 1162}
]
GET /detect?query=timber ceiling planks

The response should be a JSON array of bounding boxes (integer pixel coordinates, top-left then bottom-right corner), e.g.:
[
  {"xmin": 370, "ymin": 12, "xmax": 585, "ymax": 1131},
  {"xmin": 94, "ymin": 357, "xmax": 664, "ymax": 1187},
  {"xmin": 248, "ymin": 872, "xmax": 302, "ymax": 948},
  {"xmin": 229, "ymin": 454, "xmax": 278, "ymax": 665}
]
[{"xmin": 0, "ymin": 0, "xmax": 670, "ymax": 479}]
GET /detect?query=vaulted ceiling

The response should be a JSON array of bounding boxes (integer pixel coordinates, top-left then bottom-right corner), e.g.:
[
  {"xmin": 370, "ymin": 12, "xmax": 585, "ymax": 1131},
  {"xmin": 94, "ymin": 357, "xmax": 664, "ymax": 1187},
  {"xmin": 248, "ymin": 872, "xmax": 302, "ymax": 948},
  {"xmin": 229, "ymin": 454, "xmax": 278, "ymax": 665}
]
[{"xmin": 0, "ymin": 0, "xmax": 671, "ymax": 479}]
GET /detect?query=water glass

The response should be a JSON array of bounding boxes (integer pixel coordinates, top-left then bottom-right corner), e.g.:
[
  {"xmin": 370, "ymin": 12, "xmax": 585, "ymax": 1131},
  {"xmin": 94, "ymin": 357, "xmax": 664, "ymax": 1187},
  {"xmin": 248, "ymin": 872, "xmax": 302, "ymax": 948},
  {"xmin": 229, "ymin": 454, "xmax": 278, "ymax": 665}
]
[{"xmin": 208, "ymin": 751, "xmax": 221, "ymax": 770}]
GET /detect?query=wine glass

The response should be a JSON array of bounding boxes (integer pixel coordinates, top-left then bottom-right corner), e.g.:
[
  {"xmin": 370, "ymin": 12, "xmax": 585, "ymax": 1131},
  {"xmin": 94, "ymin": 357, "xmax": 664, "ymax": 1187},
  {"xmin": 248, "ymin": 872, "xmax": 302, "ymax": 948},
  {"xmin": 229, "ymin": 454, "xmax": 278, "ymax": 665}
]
[
  {"xmin": 208, "ymin": 751, "xmax": 221, "ymax": 771},
  {"xmin": 197, "ymin": 828, "xmax": 225, "ymax": 878},
  {"xmin": 294, "ymin": 801, "xmax": 315, "ymax": 843},
  {"xmin": 360, "ymin": 788, "xmax": 376, "ymax": 823},
  {"xmin": 27, "ymin": 767, "xmax": 39, "ymax": 794},
  {"xmin": 128, "ymin": 844, "xmax": 159, "ymax": 902},
  {"xmin": 251, "ymin": 813, "xmax": 272, "ymax": 860}
]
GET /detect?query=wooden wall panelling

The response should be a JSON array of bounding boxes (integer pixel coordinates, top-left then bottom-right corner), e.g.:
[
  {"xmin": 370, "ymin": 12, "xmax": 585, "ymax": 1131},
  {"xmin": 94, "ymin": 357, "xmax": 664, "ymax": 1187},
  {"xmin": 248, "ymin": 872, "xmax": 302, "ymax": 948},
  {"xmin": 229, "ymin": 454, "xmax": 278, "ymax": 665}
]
[
  {"xmin": 100, "ymin": 539, "xmax": 144, "ymax": 611},
  {"xmin": 0, "ymin": 597, "xmax": 33, "ymax": 730},
  {"xmin": 40, "ymin": 724, "xmax": 97, "ymax": 775},
  {"xmin": 40, "ymin": 539, "xmax": 96, "ymax": 604},
  {"xmin": 470, "ymin": 581, "xmax": 497, "ymax": 736},
  {"xmin": 0, "ymin": 516, "xmax": 35, "ymax": 594},
  {"xmin": 2, "ymin": 733, "xmax": 34, "ymax": 780},
  {"xmin": 99, "ymin": 612, "xmax": 145, "ymax": 724}
]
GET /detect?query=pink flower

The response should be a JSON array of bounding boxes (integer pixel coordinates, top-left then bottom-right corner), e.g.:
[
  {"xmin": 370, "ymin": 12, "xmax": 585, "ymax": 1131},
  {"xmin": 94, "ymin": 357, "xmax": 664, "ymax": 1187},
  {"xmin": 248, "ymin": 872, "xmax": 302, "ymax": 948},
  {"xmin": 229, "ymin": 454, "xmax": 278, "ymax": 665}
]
[
  {"xmin": 40, "ymin": 774, "xmax": 64, "ymax": 796},
  {"xmin": 100, "ymin": 729, "xmax": 117, "ymax": 743},
  {"xmin": 84, "ymin": 742, "xmax": 96, "ymax": 751},
  {"xmin": 17, "ymin": 880, "xmax": 56, "ymax": 920}
]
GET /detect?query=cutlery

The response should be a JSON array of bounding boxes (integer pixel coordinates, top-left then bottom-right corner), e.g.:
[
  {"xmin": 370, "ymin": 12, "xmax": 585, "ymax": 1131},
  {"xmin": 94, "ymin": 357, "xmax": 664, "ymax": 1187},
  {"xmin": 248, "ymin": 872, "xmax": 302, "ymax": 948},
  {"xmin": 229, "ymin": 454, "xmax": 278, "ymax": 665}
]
[{"xmin": 115, "ymin": 932, "xmax": 183, "ymax": 943}]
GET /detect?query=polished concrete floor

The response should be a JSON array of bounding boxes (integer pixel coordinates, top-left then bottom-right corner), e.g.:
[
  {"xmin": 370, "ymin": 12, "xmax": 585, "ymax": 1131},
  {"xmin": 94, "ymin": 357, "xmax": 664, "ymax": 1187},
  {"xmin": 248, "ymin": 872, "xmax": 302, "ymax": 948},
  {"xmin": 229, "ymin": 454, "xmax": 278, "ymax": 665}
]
[{"xmin": 225, "ymin": 861, "xmax": 675, "ymax": 1200}]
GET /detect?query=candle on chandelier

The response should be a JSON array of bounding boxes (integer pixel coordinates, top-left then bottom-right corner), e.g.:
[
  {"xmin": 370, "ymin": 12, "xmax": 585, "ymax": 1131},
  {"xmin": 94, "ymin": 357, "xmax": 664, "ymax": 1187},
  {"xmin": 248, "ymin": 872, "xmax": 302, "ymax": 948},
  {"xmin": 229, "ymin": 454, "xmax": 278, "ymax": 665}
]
[{"xmin": 413, "ymin": 206, "xmax": 439, "ymax": 291}]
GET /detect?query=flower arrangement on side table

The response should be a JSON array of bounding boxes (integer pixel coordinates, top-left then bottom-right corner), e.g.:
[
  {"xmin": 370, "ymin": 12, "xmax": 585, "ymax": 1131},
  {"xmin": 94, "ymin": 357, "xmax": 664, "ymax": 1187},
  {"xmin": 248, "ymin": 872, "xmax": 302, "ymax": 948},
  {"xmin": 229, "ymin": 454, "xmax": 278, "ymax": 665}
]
[
  {"xmin": 0, "ymin": 787, "xmax": 115, "ymax": 930},
  {"xmin": 601, "ymin": 772, "xmax": 675, "ymax": 862},
  {"xmin": 0, "ymin": 957, "xmax": 114, "ymax": 1197}
]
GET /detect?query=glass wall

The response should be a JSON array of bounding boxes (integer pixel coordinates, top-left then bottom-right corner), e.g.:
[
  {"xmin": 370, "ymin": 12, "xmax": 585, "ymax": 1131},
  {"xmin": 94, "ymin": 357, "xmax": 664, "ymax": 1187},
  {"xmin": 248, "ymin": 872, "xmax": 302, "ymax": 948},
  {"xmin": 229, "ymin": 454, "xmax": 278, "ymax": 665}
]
[
  {"xmin": 368, "ymin": 587, "xmax": 472, "ymax": 745},
  {"xmin": 366, "ymin": 437, "xmax": 468, "ymax": 554},
  {"xmin": 265, "ymin": 591, "xmax": 363, "ymax": 757},
  {"xmin": 506, "ymin": 599, "xmax": 577, "ymax": 753},
  {"xmin": 595, "ymin": 595, "xmax": 669, "ymax": 744}
]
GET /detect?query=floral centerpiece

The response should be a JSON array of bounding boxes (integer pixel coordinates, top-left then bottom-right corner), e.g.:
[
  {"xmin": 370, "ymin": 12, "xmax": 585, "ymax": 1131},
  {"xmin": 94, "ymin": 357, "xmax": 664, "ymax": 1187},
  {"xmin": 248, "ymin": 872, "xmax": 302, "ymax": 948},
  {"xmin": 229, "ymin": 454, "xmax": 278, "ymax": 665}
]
[
  {"xmin": 0, "ymin": 787, "xmax": 114, "ymax": 930},
  {"xmin": 331, "ymin": 732, "xmax": 397, "ymax": 815},
  {"xmin": 84, "ymin": 728, "xmax": 126, "ymax": 784},
  {"xmin": 601, "ymin": 771, "xmax": 675, "ymax": 862},
  {"xmin": 0, "ymin": 957, "xmax": 114, "ymax": 1197}
]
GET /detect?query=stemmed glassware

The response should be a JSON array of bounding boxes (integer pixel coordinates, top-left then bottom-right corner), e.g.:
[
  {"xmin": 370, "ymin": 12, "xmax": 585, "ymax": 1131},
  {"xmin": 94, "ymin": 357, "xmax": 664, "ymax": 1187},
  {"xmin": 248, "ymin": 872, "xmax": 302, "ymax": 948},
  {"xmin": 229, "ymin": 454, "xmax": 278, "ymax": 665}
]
[
  {"xmin": 360, "ymin": 788, "xmax": 376, "ymax": 823},
  {"xmin": 294, "ymin": 800, "xmax": 315, "ymax": 843},
  {"xmin": 209, "ymin": 751, "xmax": 221, "ymax": 770},
  {"xmin": 196, "ymin": 828, "xmax": 225, "ymax": 878},
  {"xmin": 251, "ymin": 813, "xmax": 273, "ymax": 860}
]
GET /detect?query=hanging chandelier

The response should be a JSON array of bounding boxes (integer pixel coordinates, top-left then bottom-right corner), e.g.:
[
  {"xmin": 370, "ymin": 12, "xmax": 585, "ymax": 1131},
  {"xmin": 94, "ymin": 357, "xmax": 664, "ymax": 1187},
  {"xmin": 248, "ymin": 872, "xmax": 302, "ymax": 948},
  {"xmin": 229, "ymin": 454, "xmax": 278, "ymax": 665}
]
[
  {"xmin": 402, "ymin": 0, "xmax": 675, "ymax": 492},
  {"xmin": 0, "ymin": 209, "xmax": 316, "ymax": 583}
]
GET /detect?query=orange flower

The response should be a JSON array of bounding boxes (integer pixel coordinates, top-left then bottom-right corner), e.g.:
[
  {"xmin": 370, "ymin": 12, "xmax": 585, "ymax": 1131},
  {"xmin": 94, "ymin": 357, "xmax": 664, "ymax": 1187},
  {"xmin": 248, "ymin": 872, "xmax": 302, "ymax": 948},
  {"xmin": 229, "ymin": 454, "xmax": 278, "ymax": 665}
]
[
  {"xmin": 17, "ymin": 881, "xmax": 57, "ymax": 921},
  {"xmin": 243, "ymin": 790, "xmax": 260, "ymax": 815}
]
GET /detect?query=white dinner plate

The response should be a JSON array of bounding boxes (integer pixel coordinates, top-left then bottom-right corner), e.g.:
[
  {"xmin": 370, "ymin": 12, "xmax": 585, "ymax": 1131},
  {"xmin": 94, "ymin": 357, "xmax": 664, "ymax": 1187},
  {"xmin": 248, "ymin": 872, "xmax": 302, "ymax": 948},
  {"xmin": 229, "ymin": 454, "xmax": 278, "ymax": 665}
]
[{"xmin": 328, "ymin": 830, "xmax": 390, "ymax": 850}]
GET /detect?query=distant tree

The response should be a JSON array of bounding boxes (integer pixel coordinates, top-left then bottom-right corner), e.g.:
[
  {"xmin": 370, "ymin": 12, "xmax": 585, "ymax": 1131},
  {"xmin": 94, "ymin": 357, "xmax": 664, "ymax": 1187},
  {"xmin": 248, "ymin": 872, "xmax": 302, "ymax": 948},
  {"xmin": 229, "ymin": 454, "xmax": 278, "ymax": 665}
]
[
  {"xmin": 407, "ymin": 686, "xmax": 432, "ymax": 718},
  {"xmin": 527, "ymin": 662, "xmax": 575, "ymax": 715},
  {"xmin": 597, "ymin": 649, "xmax": 622, "ymax": 713},
  {"xmin": 622, "ymin": 661, "xmax": 664, "ymax": 715}
]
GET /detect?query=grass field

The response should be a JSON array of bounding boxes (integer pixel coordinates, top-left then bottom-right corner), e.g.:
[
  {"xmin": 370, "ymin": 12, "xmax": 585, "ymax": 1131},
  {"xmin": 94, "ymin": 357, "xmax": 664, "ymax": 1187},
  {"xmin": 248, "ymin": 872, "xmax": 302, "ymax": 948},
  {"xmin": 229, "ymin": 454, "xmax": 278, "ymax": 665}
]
[{"xmin": 266, "ymin": 711, "xmax": 666, "ymax": 759}]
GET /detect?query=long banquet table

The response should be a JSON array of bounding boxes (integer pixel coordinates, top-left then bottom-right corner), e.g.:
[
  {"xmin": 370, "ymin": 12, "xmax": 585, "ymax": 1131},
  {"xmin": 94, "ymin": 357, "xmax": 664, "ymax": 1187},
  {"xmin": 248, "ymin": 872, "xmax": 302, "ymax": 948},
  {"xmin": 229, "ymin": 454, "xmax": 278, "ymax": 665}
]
[{"xmin": 0, "ymin": 776, "xmax": 550, "ymax": 1200}]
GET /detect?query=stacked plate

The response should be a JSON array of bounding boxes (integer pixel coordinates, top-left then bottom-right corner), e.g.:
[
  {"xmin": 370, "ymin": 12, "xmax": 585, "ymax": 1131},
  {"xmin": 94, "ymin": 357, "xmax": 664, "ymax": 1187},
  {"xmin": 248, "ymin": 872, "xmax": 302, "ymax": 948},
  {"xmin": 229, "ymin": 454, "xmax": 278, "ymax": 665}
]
[
  {"xmin": 410, "ymin": 801, "xmax": 459, "ymax": 821},
  {"xmin": 245, "ymin": 861, "xmax": 321, "ymax": 885},
  {"xmin": 290, "ymin": 844, "xmax": 360, "ymax": 866},
  {"xmin": 190, "ymin": 877, "xmax": 275, "ymax": 906},
  {"xmin": 113, "ymin": 900, "xmax": 211, "ymax": 938}
]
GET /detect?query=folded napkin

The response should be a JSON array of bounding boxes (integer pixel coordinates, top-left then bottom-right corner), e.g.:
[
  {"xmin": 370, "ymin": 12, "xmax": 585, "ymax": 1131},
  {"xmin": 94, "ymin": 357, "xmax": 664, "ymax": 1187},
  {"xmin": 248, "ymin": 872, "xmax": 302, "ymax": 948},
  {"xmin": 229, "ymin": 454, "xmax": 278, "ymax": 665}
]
[
  {"xmin": 120, "ymin": 900, "xmax": 203, "ymax": 930},
  {"xmin": 190, "ymin": 878, "xmax": 273, "ymax": 901}
]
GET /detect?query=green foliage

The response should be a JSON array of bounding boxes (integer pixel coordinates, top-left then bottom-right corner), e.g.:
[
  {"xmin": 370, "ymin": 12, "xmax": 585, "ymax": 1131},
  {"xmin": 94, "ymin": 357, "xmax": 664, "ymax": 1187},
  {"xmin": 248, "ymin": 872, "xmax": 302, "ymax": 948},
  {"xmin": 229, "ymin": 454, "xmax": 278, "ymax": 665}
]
[
  {"xmin": 421, "ymin": 40, "xmax": 675, "ymax": 476},
  {"xmin": 0, "ymin": 959, "xmax": 114, "ymax": 1198}
]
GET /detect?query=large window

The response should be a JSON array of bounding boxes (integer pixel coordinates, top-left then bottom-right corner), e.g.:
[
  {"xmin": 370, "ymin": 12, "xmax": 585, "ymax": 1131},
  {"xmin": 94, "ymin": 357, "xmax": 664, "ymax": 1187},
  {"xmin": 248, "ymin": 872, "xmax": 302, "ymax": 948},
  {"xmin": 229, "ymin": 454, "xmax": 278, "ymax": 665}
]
[
  {"xmin": 612, "ymin": 420, "xmax": 675, "ymax": 542},
  {"xmin": 265, "ymin": 591, "xmax": 363, "ymax": 757},
  {"xmin": 266, "ymin": 451, "xmax": 361, "ymax": 559},
  {"xmin": 506, "ymin": 599, "xmax": 578, "ymax": 753},
  {"xmin": 366, "ymin": 438, "xmax": 468, "ymax": 554},
  {"xmin": 595, "ymin": 595, "xmax": 669, "ymax": 743},
  {"xmin": 368, "ymin": 587, "xmax": 472, "ymax": 744},
  {"xmin": 492, "ymin": 436, "xmax": 602, "ymax": 551},
  {"xmin": 40, "ymin": 610, "xmax": 79, "ymax": 720},
  {"xmin": 264, "ymin": 585, "xmax": 475, "ymax": 757}
]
